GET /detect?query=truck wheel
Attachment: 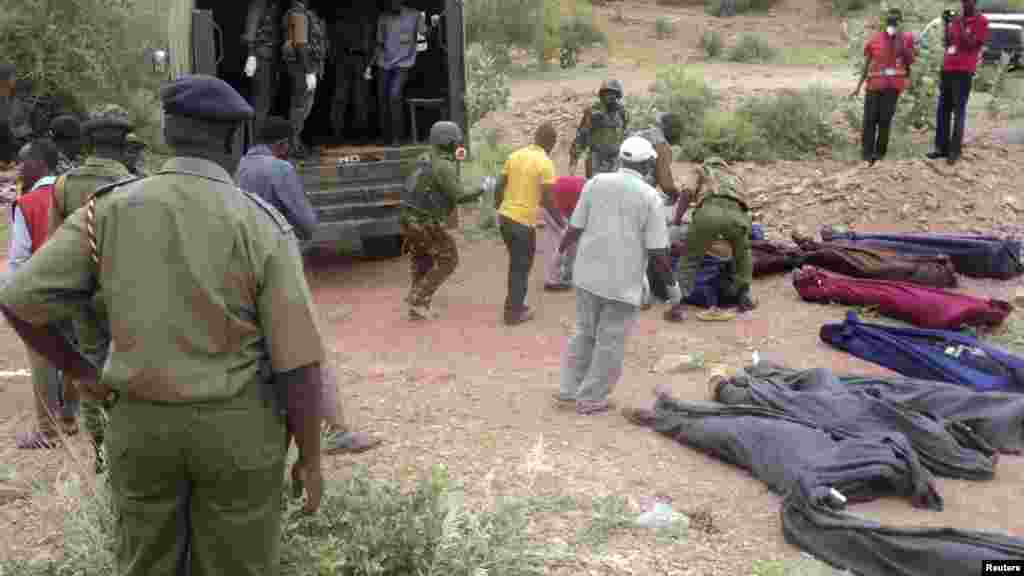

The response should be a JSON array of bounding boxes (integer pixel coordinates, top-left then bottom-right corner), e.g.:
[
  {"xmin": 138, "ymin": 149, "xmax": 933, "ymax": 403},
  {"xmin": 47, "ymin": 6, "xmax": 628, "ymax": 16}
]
[{"xmin": 362, "ymin": 235, "xmax": 404, "ymax": 259}]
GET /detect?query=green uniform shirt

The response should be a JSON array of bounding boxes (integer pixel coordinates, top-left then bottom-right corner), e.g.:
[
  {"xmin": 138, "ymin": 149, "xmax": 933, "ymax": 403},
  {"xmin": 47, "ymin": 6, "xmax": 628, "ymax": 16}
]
[
  {"xmin": 48, "ymin": 155, "xmax": 132, "ymax": 364},
  {"xmin": 402, "ymin": 151, "xmax": 462, "ymax": 224},
  {"xmin": 694, "ymin": 162, "xmax": 749, "ymax": 211},
  {"xmin": 0, "ymin": 157, "xmax": 324, "ymax": 403}
]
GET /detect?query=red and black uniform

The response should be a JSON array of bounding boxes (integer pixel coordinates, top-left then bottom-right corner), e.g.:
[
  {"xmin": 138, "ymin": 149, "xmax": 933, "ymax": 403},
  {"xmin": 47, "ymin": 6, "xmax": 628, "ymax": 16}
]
[
  {"xmin": 862, "ymin": 31, "xmax": 915, "ymax": 161},
  {"xmin": 934, "ymin": 12, "xmax": 989, "ymax": 161}
]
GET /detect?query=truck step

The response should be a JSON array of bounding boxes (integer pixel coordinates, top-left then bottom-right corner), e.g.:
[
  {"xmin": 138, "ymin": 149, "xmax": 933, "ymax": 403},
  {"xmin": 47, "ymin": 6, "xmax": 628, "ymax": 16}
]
[
  {"xmin": 316, "ymin": 201, "xmax": 403, "ymax": 223},
  {"xmin": 307, "ymin": 182, "xmax": 404, "ymax": 207}
]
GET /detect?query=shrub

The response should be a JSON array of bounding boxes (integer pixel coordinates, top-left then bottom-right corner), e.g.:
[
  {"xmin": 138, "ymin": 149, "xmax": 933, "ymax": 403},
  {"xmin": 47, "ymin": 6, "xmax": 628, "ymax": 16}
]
[
  {"xmin": 829, "ymin": 0, "xmax": 875, "ymax": 15},
  {"xmin": 727, "ymin": 34, "xmax": 778, "ymax": 63},
  {"xmin": 700, "ymin": 29, "xmax": 725, "ymax": 59},
  {"xmin": 705, "ymin": 0, "xmax": 781, "ymax": 17},
  {"xmin": 466, "ymin": 43, "xmax": 512, "ymax": 127},
  {"xmin": 655, "ymin": 17, "xmax": 677, "ymax": 39},
  {"xmin": 560, "ymin": 6, "xmax": 608, "ymax": 69},
  {"xmin": 464, "ymin": 0, "xmax": 562, "ymax": 66},
  {"xmin": 693, "ymin": 109, "xmax": 766, "ymax": 162},
  {"xmin": 280, "ymin": 465, "xmax": 553, "ymax": 575},
  {"xmin": 738, "ymin": 87, "xmax": 840, "ymax": 160}
]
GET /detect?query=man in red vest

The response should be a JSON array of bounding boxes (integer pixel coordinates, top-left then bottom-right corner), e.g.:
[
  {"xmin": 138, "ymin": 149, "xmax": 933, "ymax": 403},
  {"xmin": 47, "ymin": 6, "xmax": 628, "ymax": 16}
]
[
  {"xmin": 542, "ymin": 175, "xmax": 586, "ymax": 291},
  {"xmin": 7, "ymin": 138, "xmax": 69, "ymax": 449},
  {"xmin": 851, "ymin": 8, "xmax": 916, "ymax": 166}
]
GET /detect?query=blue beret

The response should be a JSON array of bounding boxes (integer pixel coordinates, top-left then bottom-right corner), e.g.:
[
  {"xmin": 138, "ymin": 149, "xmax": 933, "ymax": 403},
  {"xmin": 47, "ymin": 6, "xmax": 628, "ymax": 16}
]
[{"xmin": 160, "ymin": 74, "xmax": 254, "ymax": 123}]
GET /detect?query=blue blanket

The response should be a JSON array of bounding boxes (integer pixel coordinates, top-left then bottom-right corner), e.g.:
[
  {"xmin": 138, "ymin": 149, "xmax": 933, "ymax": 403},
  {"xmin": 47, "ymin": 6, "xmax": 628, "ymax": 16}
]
[{"xmin": 820, "ymin": 312, "xmax": 1024, "ymax": 393}]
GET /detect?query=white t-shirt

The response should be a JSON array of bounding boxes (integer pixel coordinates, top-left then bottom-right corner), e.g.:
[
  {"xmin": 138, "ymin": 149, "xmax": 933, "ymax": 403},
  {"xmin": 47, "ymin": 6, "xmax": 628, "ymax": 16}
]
[{"xmin": 570, "ymin": 168, "xmax": 669, "ymax": 307}]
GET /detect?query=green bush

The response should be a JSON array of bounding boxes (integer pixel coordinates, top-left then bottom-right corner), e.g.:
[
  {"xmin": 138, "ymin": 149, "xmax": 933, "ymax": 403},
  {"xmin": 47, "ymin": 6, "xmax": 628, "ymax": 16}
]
[
  {"xmin": 655, "ymin": 17, "xmax": 677, "ymax": 39},
  {"xmin": 464, "ymin": 0, "xmax": 562, "ymax": 66},
  {"xmin": 829, "ymin": 0, "xmax": 875, "ymax": 15},
  {"xmin": 694, "ymin": 109, "xmax": 766, "ymax": 161},
  {"xmin": 280, "ymin": 465, "xmax": 552, "ymax": 576},
  {"xmin": 738, "ymin": 87, "xmax": 840, "ymax": 160},
  {"xmin": 560, "ymin": 5, "xmax": 608, "ymax": 69},
  {"xmin": 727, "ymin": 34, "xmax": 778, "ymax": 63},
  {"xmin": 466, "ymin": 43, "xmax": 512, "ymax": 127},
  {"xmin": 700, "ymin": 29, "xmax": 725, "ymax": 59},
  {"xmin": 705, "ymin": 0, "xmax": 781, "ymax": 17}
]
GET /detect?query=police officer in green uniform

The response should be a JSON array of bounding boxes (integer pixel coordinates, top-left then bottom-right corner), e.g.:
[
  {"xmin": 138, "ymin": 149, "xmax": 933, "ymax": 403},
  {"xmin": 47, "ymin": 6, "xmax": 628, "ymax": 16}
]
[
  {"xmin": 664, "ymin": 157, "xmax": 756, "ymax": 323},
  {"xmin": 569, "ymin": 79, "xmax": 629, "ymax": 179},
  {"xmin": 48, "ymin": 103, "xmax": 134, "ymax": 474},
  {"xmin": 0, "ymin": 74, "xmax": 325, "ymax": 575},
  {"xmin": 401, "ymin": 121, "xmax": 480, "ymax": 321}
]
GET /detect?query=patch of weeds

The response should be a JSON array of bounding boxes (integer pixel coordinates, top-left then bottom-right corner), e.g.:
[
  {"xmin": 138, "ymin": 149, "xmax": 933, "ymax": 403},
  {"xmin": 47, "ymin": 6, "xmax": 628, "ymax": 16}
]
[
  {"xmin": 461, "ymin": 127, "xmax": 512, "ymax": 234},
  {"xmin": 654, "ymin": 17, "xmax": 677, "ymax": 39},
  {"xmin": 829, "ymin": 0, "xmax": 874, "ymax": 15},
  {"xmin": 752, "ymin": 556, "xmax": 852, "ymax": 575},
  {"xmin": 778, "ymin": 45, "xmax": 847, "ymax": 66},
  {"xmin": 984, "ymin": 313, "xmax": 1024, "ymax": 355},
  {"xmin": 576, "ymin": 494, "xmax": 635, "ymax": 548},
  {"xmin": 727, "ymin": 34, "xmax": 778, "ymax": 63},
  {"xmin": 281, "ymin": 464, "xmax": 557, "ymax": 576},
  {"xmin": 737, "ymin": 86, "xmax": 841, "ymax": 160},
  {"xmin": 705, "ymin": 0, "xmax": 781, "ymax": 17},
  {"xmin": 700, "ymin": 29, "xmax": 724, "ymax": 59}
]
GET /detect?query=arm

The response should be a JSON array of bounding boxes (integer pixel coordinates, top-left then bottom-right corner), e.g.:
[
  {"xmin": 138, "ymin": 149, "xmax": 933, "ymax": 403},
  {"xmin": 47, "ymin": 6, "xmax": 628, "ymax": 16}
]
[
  {"xmin": 569, "ymin": 109, "xmax": 593, "ymax": 170},
  {"xmin": 559, "ymin": 226, "xmax": 583, "ymax": 254},
  {"xmin": 288, "ymin": 9, "xmax": 314, "ymax": 73},
  {"xmin": 560, "ymin": 180, "xmax": 590, "ymax": 253},
  {"xmin": 8, "ymin": 207, "xmax": 32, "ymax": 273},
  {"xmin": 644, "ymin": 193, "xmax": 679, "ymax": 299},
  {"xmin": 653, "ymin": 144, "xmax": 679, "ymax": 202},
  {"xmin": 494, "ymin": 160, "xmax": 509, "ymax": 210},
  {"xmin": 538, "ymin": 160, "xmax": 563, "ymax": 227},
  {"xmin": 673, "ymin": 167, "xmax": 702, "ymax": 226},
  {"xmin": 259, "ymin": 232, "xmax": 325, "ymax": 512},
  {"xmin": 243, "ymin": 0, "xmax": 269, "ymax": 54},
  {"xmin": 276, "ymin": 165, "xmax": 319, "ymax": 242},
  {"xmin": 853, "ymin": 55, "xmax": 870, "ymax": 96}
]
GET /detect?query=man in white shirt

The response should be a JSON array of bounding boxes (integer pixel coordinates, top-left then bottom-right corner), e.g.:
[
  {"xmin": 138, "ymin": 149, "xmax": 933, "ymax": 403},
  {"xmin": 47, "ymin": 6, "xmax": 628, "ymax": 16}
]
[{"xmin": 555, "ymin": 137, "xmax": 681, "ymax": 415}]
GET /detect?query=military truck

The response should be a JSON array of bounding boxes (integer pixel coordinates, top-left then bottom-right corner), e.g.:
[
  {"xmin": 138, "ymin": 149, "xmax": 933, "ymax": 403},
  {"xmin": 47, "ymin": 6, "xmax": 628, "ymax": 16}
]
[{"xmin": 162, "ymin": 0, "xmax": 468, "ymax": 257}]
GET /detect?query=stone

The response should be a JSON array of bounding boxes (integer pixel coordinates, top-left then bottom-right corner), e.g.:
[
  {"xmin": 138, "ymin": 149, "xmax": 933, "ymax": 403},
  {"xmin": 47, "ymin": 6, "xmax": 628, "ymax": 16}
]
[{"xmin": 652, "ymin": 354, "xmax": 703, "ymax": 374}]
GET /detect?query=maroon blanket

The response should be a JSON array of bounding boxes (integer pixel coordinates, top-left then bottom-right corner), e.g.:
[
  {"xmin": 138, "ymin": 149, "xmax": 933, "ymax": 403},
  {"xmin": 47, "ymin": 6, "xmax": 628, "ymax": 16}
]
[{"xmin": 792, "ymin": 266, "xmax": 1012, "ymax": 329}]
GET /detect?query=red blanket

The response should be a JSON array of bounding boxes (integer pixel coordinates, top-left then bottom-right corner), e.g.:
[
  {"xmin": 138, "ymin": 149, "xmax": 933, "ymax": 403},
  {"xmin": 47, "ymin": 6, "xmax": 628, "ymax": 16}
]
[{"xmin": 793, "ymin": 266, "xmax": 1012, "ymax": 329}]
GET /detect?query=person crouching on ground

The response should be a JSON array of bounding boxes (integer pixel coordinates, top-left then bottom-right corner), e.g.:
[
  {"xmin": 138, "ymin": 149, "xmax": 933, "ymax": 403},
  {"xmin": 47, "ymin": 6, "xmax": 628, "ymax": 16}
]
[
  {"xmin": 851, "ymin": 8, "xmax": 915, "ymax": 166},
  {"xmin": 541, "ymin": 175, "xmax": 586, "ymax": 292},
  {"xmin": 554, "ymin": 137, "xmax": 681, "ymax": 415},
  {"xmin": 664, "ymin": 157, "xmax": 755, "ymax": 323}
]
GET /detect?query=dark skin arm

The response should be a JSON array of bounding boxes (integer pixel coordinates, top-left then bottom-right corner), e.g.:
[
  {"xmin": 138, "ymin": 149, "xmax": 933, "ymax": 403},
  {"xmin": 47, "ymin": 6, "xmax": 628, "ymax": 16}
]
[
  {"xmin": 648, "ymin": 248, "xmax": 675, "ymax": 289},
  {"xmin": 541, "ymin": 182, "xmax": 565, "ymax": 228},
  {"xmin": 852, "ymin": 55, "xmax": 871, "ymax": 97},
  {"xmin": 673, "ymin": 167, "xmax": 704, "ymax": 226},
  {"xmin": 569, "ymin": 109, "xmax": 594, "ymax": 171},
  {"xmin": 653, "ymin": 144, "xmax": 680, "ymax": 203},
  {"xmin": 493, "ymin": 174, "xmax": 507, "ymax": 210},
  {"xmin": 559, "ymin": 226, "xmax": 583, "ymax": 254},
  {"xmin": 279, "ymin": 363, "xmax": 324, "ymax": 514},
  {"xmin": 0, "ymin": 305, "xmax": 102, "ymax": 390}
]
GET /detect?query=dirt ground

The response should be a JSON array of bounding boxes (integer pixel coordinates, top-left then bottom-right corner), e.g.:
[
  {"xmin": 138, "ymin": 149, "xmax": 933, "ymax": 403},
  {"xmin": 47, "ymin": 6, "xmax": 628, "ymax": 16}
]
[{"xmin": 2, "ymin": 0, "xmax": 1024, "ymax": 573}]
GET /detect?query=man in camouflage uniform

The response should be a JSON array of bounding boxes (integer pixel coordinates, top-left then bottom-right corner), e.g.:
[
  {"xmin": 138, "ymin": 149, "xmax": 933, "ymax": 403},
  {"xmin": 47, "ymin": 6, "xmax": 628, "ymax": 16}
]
[
  {"xmin": 48, "ymin": 103, "xmax": 134, "ymax": 473},
  {"xmin": 401, "ymin": 121, "xmax": 480, "ymax": 320},
  {"xmin": 0, "ymin": 74, "xmax": 325, "ymax": 574},
  {"xmin": 243, "ymin": 0, "xmax": 284, "ymax": 139},
  {"xmin": 282, "ymin": 0, "xmax": 327, "ymax": 159},
  {"xmin": 569, "ymin": 79, "xmax": 629, "ymax": 179},
  {"xmin": 664, "ymin": 157, "xmax": 756, "ymax": 322}
]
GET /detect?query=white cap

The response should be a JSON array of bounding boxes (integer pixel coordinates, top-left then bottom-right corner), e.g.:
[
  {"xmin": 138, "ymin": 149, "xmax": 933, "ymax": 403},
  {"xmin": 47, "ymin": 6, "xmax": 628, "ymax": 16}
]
[{"xmin": 619, "ymin": 136, "xmax": 658, "ymax": 163}]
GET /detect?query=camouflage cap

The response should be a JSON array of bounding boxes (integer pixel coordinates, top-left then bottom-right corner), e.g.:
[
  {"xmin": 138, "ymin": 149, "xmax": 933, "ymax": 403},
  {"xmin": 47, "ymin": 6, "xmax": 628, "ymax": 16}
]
[{"xmin": 83, "ymin": 103, "xmax": 134, "ymax": 135}]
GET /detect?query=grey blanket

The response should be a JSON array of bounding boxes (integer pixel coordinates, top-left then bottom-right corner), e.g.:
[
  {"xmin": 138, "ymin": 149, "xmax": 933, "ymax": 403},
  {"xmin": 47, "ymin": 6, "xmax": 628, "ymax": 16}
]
[{"xmin": 713, "ymin": 362, "xmax": 999, "ymax": 480}]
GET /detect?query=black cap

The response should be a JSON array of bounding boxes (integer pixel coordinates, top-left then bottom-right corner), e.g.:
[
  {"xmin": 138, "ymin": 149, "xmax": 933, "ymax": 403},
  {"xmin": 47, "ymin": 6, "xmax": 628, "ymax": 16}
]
[
  {"xmin": 259, "ymin": 116, "xmax": 293, "ymax": 144},
  {"xmin": 159, "ymin": 74, "xmax": 254, "ymax": 123},
  {"xmin": 49, "ymin": 115, "xmax": 82, "ymax": 141}
]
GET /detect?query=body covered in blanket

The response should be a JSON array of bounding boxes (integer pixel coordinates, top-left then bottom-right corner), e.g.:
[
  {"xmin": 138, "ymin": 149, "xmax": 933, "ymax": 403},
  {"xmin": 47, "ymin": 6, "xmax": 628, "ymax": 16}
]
[
  {"xmin": 822, "ymin": 312, "xmax": 1024, "ymax": 393},
  {"xmin": 712, "ymin": 362, "xmax": 998, "ymax": 479},
  {"xmin": 794, "ymin": 266, "xmax": 1012, "ymax": 329},
  {"xmin": 820, "ymin": 228, "xmax": 1024, "ymax": 280},
  {"xmin": 627, "ymin": 392, "xmax": 1024, "ymax": 576},
  {"xmin": 792, "ymin": 234, "xmax": 958, "ymax": 288}
]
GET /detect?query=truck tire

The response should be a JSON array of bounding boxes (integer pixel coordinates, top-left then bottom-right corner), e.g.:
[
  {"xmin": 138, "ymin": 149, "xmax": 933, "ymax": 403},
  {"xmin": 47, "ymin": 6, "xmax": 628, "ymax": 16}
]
[{"xmin": 362, "ymin": 235, "xmax": 404, "ymax": 259}]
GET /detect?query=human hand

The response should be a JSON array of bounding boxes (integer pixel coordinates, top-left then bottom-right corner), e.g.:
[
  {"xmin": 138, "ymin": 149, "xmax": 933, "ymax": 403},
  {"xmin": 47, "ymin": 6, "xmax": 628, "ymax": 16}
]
[
  {"xmin": 291, "ymin": 459, "xmax": 324, "ymax": 514},
  {"xmin": 849, "ymin": 85, "xmax": 861, "ymax": 99},
  {"xmin": 75, "ymin": 377, "xmax": 114, "ymax": 403},
  {"xmin": 306, "ymin": 73, "xmax": 317, "ymax": 92},
  {"xmin": 244, "ymin": 56, "xmax": 258, "ymax": 77},
  {"xmin": 666, "ymin": 282, "xmax": 683, "ymax": 305},
  {"xmin": 364, "ymin": 66, "xmax": 373, "ymax": 80}
]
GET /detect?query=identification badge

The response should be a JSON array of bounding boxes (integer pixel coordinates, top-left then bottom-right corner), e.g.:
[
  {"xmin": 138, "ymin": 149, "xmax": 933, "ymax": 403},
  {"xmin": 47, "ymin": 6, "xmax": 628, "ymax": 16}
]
[
  {"xmin": 883, "ymin": 68, "xmax": 897, "ymax": 76},
  {"xmin": 947, "ymin": 45, "xmax": 957, "ymax": 55}
]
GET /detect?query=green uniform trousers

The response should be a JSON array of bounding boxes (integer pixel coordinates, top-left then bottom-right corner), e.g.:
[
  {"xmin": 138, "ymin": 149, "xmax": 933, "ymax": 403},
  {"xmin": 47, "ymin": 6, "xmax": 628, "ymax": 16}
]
[
  {"xmin": 677, "ymin": 196, "xmax": 753, "ymax": 297},
  {"xmin": 107, "ymin": 380, "xmax": 287, "ymax": 576}
]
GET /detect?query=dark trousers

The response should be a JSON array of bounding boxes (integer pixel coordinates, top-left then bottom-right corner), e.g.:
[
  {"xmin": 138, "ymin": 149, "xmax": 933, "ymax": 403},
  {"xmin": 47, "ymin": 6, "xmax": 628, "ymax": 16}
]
[
  {"xmin": 249, "ymin": 58, "xmax": 279, "ymax": 140},
  {"xmin": 934, "ymin": 70, "xmax": 973, "ymax": 159},
  {"xmin": 332, "ymin": 53, "xmax": 371, "ymax": 138},
  {"xmin": 499, "ymin": 215, "xmax": 537, "ymax": 312},
  {"xmin": 287, "ymin": 61, "xmax": 316, "ymax": 145},
  {"xmin": 862, "ymin": 89, "xmax": 900, "ymax": 161},
  {"xmin": 376, "ymin": 67, "xmax": 409, "ymax": 145}
]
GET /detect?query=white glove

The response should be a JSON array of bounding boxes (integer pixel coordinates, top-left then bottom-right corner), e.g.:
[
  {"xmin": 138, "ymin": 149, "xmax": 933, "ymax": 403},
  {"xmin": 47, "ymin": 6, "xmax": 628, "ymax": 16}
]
[
  {"xmin": 666, "ymin": 282, "xmax": 683, "ymax": 305},
  {"xmin": 244, "ymin": 56, "xmax": 258, "ymax": 78},
  {"xmin": 363, "ymin": 66, "xmax": 373, "ymax": 80},
  {"xmin": 306, "ymin": 73, "xmax": 317, "ymax": 92}
]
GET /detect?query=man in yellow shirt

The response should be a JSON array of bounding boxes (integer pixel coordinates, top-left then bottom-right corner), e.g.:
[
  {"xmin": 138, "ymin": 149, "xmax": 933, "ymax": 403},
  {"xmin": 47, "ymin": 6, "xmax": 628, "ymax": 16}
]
[{"xmin": 494, "ymin": 123, "xmax": 559, "ymax": 325}]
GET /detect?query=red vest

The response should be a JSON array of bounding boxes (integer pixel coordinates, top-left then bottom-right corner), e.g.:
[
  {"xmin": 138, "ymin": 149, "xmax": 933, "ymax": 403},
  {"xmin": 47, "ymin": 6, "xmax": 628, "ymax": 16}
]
[
  {"xmin": 14, "ymin": 183, "xmax": 54, "ymax": 253},
  {"xmin": 865, "ymin": 32, "xmax": 914, "ymax": 92}
]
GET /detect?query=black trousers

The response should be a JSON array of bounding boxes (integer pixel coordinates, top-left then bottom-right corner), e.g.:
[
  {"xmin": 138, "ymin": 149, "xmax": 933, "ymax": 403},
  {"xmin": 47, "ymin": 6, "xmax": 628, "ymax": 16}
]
[
  {"xmin": 331, "ymin": 53, "xmax": 371, "ymax": 138},
  {"xmin": 499, "ymin": 215, "xmax": 536, "ymax": 312},
  {"xmin": 934, "ymin": 70, "xmax": 973, "ymax": 159},
  {"xmin": 249, "ymin": 58, "xmax": 279, "ymax": 140},
  {"xmin": 376, "ymin": 67, "xmax": 409, "ymax": 145},
  {"xmin": 862, "ymin": 89, "xmax": 900, "ymax": 161}
]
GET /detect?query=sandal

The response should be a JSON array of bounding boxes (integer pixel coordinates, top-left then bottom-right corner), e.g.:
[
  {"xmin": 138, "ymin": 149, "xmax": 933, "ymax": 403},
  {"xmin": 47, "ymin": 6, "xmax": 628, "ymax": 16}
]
[
  {"xmin": 16, "ymin": 431, "xmax": 59, "ymax": 450},
  {"xmin": 324, "ymin": 430, "xmax": 383, "ymax": 455},
  {"xmin": 576, "ymin": 400, "xmax": 614, "ymax": 415}
]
